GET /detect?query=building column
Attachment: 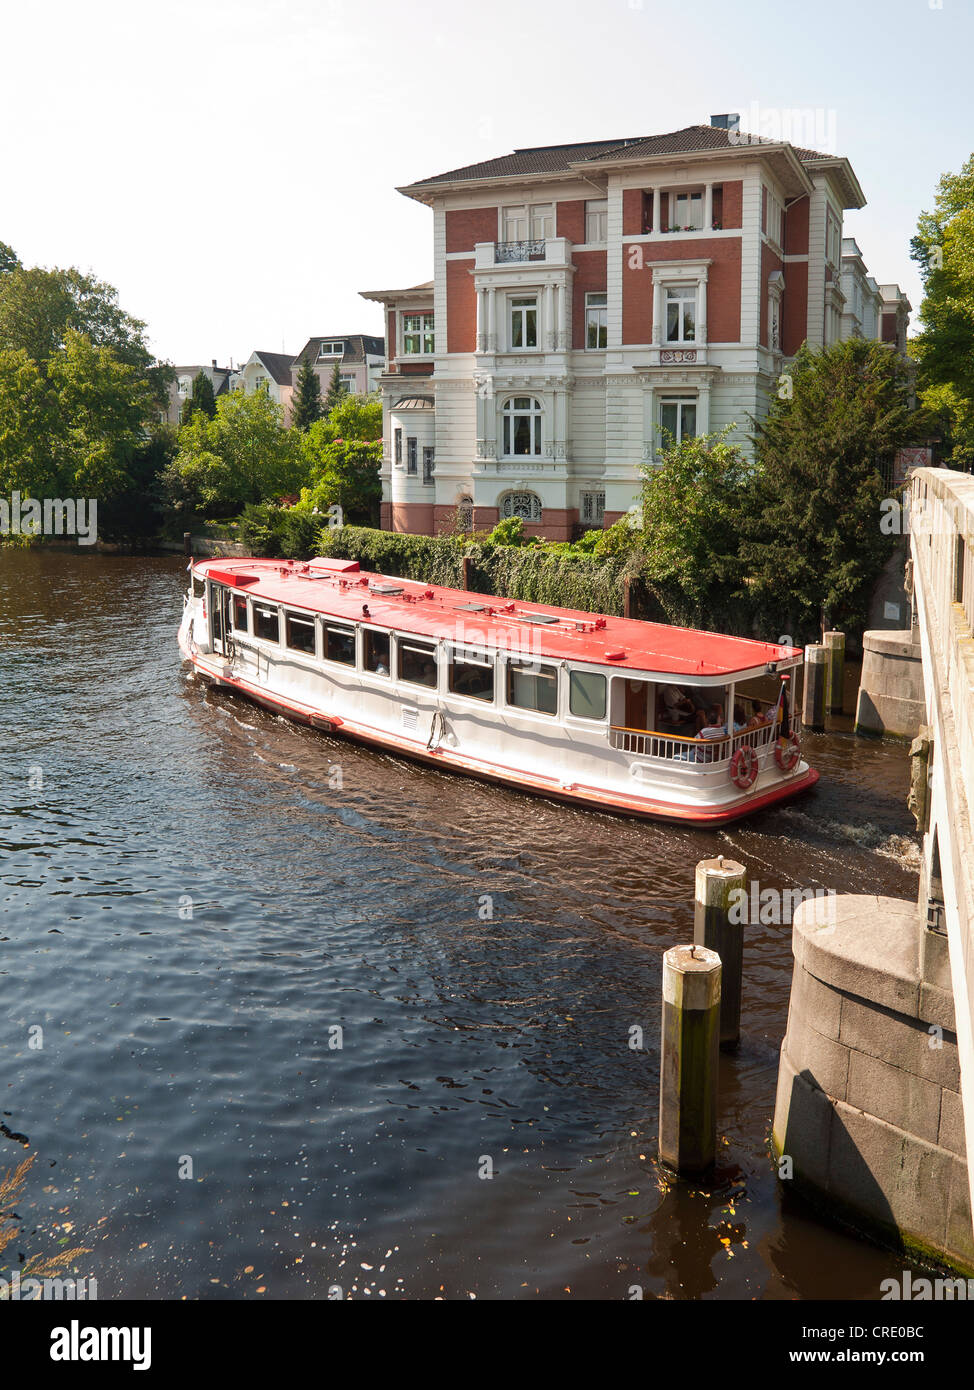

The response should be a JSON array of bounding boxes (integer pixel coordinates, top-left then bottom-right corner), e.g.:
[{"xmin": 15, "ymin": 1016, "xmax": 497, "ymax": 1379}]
[
  {"xmin": 698, "ymin": 268, "xmax": 708, "ymax": 347},
  {"xmin": 652, "ymin": 275, "xmax": 663, "ymax": 346},
  {"xmin": 545, "ymin": 282, "xmax": 555, "ymax": 351},
  {"xmin": 698, "ymin": 382, "xmax": 711, "ymax": 436},
  {"xmin": 642, "ymin": 383, "xmax": 656, "ymax": 465},
  {"xmin": 476, "ymin": 289, "xmax": 487, "ymax": 354},
  {"xmin": 487, "ymin": 288, "xmax": 497, "ymax": 353},
  {"xmin": 704, "ymin": 183, "xmax": 713, "ymax": 231},
  {"xmin": 652, "ymin": 186, "xmax": 661, "ymax": 234}
]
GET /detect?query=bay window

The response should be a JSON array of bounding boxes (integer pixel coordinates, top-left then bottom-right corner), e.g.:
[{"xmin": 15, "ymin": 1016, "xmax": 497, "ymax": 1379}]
[
  {"xmin": 402, "ymin": 312, "xmax": 434, "ymax": 355},
  {"xmin": 510, "ymin": 296, "xmax": 538, "ymax": 348}
]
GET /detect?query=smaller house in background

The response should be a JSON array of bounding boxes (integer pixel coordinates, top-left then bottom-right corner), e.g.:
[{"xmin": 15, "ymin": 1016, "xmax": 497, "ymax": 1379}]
[
  {"xmin": 163, "ymin": 360, "xmax": 233, "ymax": 425},
  {"xmin": 289, "ymin": 334, "xmax": 385, "ymax": 406},
  {"xmin": 232, "ymin": 350, "xmax": 296, "ymax": 415}
]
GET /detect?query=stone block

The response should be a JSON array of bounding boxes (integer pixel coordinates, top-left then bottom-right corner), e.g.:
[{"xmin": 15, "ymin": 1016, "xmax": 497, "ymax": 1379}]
[
  {"xmin": 829, "ymin": 1100, "xmax": 951, "ymax": 1251},
  {"xmin": 920, "ymin": 926, "xmax": 952, "ymax": 992},
  {"xmin": 919, "ymin": 981, "xmax": 956, "ymax": 1032},
  {"xmin": 789, "ymin": 962, "xmax": 843, "ymax": 1041},
  {"xmin": 787, "ymin": 1017, "xmax": 850, "ymax": 1100},
  {"xmin": 773, "ymin": 1051, "xmax": 833, "ymax": 1193},
  {"xmin": 794, "ymin": 895, "xmax": 920, "ymax": 1017},
  {"xmin": 838, "ymin": 995, "xmax": 959, "ymax": 1088},
  {"xmin": 846, "ymin": 1049, "xmax": 943, "ymax": 1145},
  {"xmin": 939, "ymin": 1088, "xmax": 967, "ymax": 1159},
  {"xmin": 945, "ymin": 1156, "xmax": 974, "ymax": 1271}
]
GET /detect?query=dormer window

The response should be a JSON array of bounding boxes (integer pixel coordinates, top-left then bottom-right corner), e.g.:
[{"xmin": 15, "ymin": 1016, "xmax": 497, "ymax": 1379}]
[{"xmin": 317, "ymin": 340, "xmax": 343, "ymax": 360}]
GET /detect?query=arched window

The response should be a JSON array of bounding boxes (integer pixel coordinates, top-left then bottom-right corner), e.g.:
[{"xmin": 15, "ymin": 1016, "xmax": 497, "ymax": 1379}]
[
  {"xmin": 500, "ymin": 491, "xmax": 542, "ymax": 522},
  {"xmin": 502, "ymin": 397, "xmax": 543, "ymax": 457},
  {"xmin": 457, "ymin": 495, "xmax": 473, "ymax": 531}
]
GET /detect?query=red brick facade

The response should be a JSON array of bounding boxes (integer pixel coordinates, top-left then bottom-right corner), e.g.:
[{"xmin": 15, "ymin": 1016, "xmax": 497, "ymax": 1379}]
[
  {"xmin": 572, "ymin": 250, "xmax": 608, "ymax": 348},
  {"xmin": 556, "ymin": 199, "xmax": 586, "ymax": 243},
  {"xmin": 781, "ymin": 261, "xmax": 808, "ymax": 357},
  {"xmin": 445, "ymin": 207, "xmax": 498, "ymax": 253},
  {"xmin": 446, "ymin": 260, "xmax": 476, "ymax": 353},
  {"xmin": 784, "ymin": 196, "xmax": 809, "ymax": 255},
  {"xmin": 621, "ymin": 238, "xmax": 742, "ymax": 344}
]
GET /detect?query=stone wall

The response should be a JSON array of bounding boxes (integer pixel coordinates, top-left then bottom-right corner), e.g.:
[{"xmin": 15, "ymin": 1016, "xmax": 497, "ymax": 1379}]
[
  {"xmin": 773, "ymin": 894, "xmax": 973, "ymax": 1273},
  {"xmin": 854, "ymin": 629, "xmax": 925, "ymax": 737}
]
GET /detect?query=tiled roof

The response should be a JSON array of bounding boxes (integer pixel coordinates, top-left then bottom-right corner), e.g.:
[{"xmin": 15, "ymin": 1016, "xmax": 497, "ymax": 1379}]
[
  {"xmin": 291, "ymin": 334, "xmax": 386, "ymax": 369},
  {"xmin": 404, "ymin": 125, "xmax": 833, "ymax": 190},
  {"xmin": 254, "ymin": 351, "xmax": 296, "ymax": 386}
]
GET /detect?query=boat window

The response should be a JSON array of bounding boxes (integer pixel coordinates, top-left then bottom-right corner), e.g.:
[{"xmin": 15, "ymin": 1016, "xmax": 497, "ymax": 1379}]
[
  {"xmin": 193, "ymin": 575, "xmax": 205, "ymax": 599},
  {"xmin": 285, "ymin": 611, "xmax": 315, "ymax": 655},
  {"xmin": 323, "ymin": 621, "xmax": 356, "ymax": 665},
  {"xmin": 232, "ymin": 596, "xmax": 249, "ymax": 632},
  {"xmin": 399, "ymin": 639, "xmax": 438, "ymax": 688},
  {"xmin": 364, "ymin": 629, "xmax": 390, "ymax": 675},
  {"xmin": 253, "ymin": 604, "xmax": 280, "ymax": 643},
  {"xmin": 569, "ymin": 669, "xmax": 606, "ymax": 720},
  {"xmin": 507, "ymin": 660, "xmax": 558, "ymax": 715},
  {"xmin": 448, "ymin": 651, "xmax": 494, "ymax": 702}
]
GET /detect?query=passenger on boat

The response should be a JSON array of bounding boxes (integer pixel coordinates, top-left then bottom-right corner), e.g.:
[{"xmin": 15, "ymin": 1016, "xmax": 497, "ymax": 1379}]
[
  {"xmin": 659, "ymin": 684, "xmax": 695, "ymax": 728},
  {"xmin": 745, "ymin": 700, "xmax": 770, "ymax": 730}
]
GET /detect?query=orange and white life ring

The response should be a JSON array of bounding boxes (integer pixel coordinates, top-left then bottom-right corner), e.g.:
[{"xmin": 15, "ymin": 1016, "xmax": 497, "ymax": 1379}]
[
  {"xmin": 774, "ymin": 731, "xmax": 801, "ymax": 772},
  {"xmin": 730, "ymin": 745, "xmax": 758, "ymax": 789}
]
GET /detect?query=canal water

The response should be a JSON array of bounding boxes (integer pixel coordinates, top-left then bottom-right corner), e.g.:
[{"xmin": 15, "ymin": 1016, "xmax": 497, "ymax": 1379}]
[{"xmin": 0, "ymin": 550, "xmax": 922, "ymax": 1299}]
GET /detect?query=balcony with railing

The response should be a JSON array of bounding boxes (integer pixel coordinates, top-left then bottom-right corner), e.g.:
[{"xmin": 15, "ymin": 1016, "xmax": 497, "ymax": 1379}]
[{"xmin": 474, "ymin": 237, "xmax": 572, "ymax": 271}]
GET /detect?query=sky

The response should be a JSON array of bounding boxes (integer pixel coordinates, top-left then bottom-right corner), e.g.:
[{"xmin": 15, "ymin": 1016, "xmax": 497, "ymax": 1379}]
[{"xmin": 2, "ymin": 0, "xmax": 971, "ymax": 368}]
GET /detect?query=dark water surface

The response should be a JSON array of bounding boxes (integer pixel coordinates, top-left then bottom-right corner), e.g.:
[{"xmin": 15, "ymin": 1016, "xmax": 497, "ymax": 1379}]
[{"xmin": 0, "ymin": 551, "xmax": 922, "ymax": 1299}]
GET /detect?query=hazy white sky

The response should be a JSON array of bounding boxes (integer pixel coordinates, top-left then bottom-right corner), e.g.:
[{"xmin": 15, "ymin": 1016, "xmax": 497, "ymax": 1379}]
[{"xmin": 2, "ymin": 0, "xmax": 970, "ymax": 367}]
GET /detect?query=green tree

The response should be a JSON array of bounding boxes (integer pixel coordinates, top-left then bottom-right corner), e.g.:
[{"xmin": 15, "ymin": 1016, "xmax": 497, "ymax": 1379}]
[
  {"xmin": 323, "ymin": 360, "xmax": 346, "ymax": 413},
  {"xmin": 0, "ymin": 348, "xmax": 60, "ymax": 497},
  {"xmin": 163, "ymin": 388, "xmax": 306, "ymax": 518},
  {"xmin": 317, "ymin": 390, "xmax": 382, "ymax": 444},
  {"xmin": 742, "ymin": 338, "xmax": 916, "ymax": 639},
  {"xmin": 180, "ymin": 368, "xmax": 217, "ymax": 423},
  {"xmin": 48, "ymin": 329, "xmax": 156, "ymax": 496},
  {"xmin": 295, "ymin": 437, "xmax": 381, "ymax": 524},
  {"xmin": 0, "ymin": 265, "xmax": 154, "ymax": 374},
  {"xmin": 910, "ymin": 155, "xmax": 974, "ymax": 467},
  {"xmin": 638, "ymin": 426, "xmax": 754, "ymax": 623},
  {"xmin": 292, "ymin": 355, "xmax": 322, "ymax": 430},
  {"xmin": 0, "ymin": 242, "xmax": 20, "ymax": 279}
]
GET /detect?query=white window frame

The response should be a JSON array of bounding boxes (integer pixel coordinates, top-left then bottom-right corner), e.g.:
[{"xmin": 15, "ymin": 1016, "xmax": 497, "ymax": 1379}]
[
  {"xmin": 502, "ymin": 203, "xmax": 553, "ymax": 241},
  {"xmin": 317, "ymin": 340, "xmax": 343, "ymax": 360},
  {"xmin": 509, "ymin": 295, "xmax": 538, "ymax": 350},
  {"xmin": 764, "ymin": 187, "xmax": 783, "ymax": 247},
  {"xmin": 659, "ymin": 398, "xmax": 698, "ymax": 447},
  {"xmin": 402, "ymin": 312, "xmax": 434, "ymax": 355},
  {"xmin": 668, "ymin": 189, "xmax": 704, "ymax": 231},
  {"xmin": 665, "ymin": 285, "xmax": 697, "ymax": 344},
  {"xmin": 585, "ymin": 292, "xmax": 607, "ymax": 349},
  {"xmin": 501, "ymin": 398, "xmax": 543, "ymax": 459},
  {"xmin": 339, "ymin": 375, "xmax": 356, "ymax": 394},
  {"xmin": 584, "ymin": 199, "xmax": 608, "ymax": 243}
]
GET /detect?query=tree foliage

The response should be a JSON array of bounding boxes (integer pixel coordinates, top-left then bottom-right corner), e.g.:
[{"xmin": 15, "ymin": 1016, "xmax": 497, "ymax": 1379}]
[
  {"xmin": 742, "ymin": 338, "xmax": 915, "ymax": 637},
  {"xmin": 291, "ymin": 355, "xmax": 322, "ymax": 430},
  {"xmin": 323, "ymin": 360, "xmax": 346, "ymax": 413},
  {"xmin": 910, "ymin": 155, "xmax": 974, "ymax": 467},
  {"xmin": 180, "ymin": 368, "xmax": 217, "ymax": 423},
  {"xmin": 163, "ymin": 388, "xmax": 306, "ymax": 518}
]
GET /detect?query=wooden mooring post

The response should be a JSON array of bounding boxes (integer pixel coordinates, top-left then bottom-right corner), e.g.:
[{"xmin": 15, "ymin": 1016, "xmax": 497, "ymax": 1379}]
[
  {"xmin": 824, "ymin": 630, "xmax": 845, "ymax": 713},
  {"xmin": 802, "ymin": 644, "xmax": 827, "ymax": 731},
  {"xmin": 658, "ymin": 944, "xmax": 721, "ymax": 1175},
  {"xmin": 693, "ymin": 856, "xmax": 746, "ymax": 1049}
]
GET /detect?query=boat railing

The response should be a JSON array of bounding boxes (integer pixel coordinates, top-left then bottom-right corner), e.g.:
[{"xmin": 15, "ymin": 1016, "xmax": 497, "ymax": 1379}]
[{"xmin": 609, "ymin": 718, "xmax": 780, "ymax": 765}]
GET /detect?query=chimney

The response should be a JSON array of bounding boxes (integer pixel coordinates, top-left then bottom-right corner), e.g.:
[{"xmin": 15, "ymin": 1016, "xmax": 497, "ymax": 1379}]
[
  {"xmin": 710, "ymin": 113, "xmax": 740, "ymax": 132},
  {"xmin": 212, "ymin": 358, "xmax": 217, "ymax": 368}
]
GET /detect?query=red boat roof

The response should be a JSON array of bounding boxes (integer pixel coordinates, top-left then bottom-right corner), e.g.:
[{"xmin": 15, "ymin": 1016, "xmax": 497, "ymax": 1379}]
[{"xmin": 196, "ymin": 556, "xmax": 801, "ymax": 681}]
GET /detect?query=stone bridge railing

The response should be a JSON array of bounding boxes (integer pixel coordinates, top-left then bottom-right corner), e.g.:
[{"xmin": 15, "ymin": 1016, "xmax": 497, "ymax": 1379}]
[{"xmin": 910, "ymin": 467, "xmax": 974, "ymax": 1215}]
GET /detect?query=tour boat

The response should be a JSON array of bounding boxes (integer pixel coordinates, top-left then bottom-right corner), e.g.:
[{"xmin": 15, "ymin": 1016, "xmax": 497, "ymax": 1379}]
[{"xmin": 177, "ymin": 555, "xmax": 819, "ymax": 824}]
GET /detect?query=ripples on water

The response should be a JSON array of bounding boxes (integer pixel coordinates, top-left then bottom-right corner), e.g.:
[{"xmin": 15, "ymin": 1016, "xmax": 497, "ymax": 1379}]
[{"xmin": 0, "ymin": 551, "xmax": 921, "ymax": 1299}]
